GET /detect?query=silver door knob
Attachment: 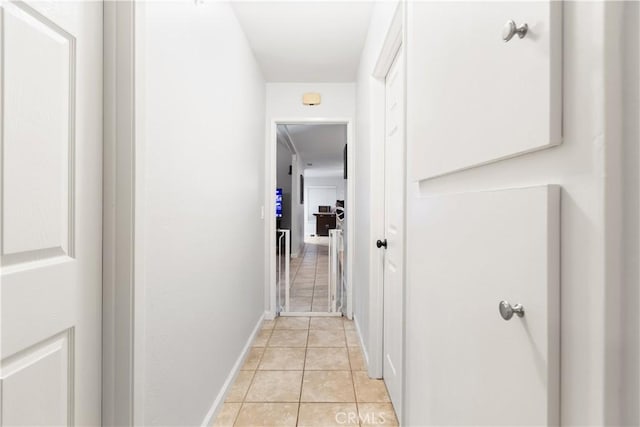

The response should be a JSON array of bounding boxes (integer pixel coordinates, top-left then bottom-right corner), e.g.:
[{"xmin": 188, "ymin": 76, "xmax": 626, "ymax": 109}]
[
  {"xmin": 499, "ymin": 300, "xmax": 525, "ymax": 320},
  {"xmin": 502, "ymin": 20, "xmax": 528, "ymax": 42}
]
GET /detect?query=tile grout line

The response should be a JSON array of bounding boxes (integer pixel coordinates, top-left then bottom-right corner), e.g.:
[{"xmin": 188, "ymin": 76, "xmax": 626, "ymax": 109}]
[
  {"xmin": 344, "ymin": 322, "xmax": 361, "ymax": 426},
  {"xmin": 295, "ymin": 318, "xmax": 311, "ymax": 426}
]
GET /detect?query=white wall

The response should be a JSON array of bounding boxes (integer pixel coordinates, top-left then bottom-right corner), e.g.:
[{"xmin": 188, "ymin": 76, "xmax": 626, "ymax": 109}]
[
  {"xmin": 137, "ymin": 2, "xmax": 265, "ymax": 425},
  {"xmin": 618, "ymin": 3, "xmax": 639, "ymax": 425},
  {"xmin": 353, "ymin": 1, "xmax": 399, "ymax": 375},
  {"xmin": 266, "ymin": 82, "xmax": 356, "ymax": 120},
  {"xmin": 265, "ymin": 83, "xmax": 356, "ymax": 312},
  {"xmin": 305, "ymin": 175, "xmax": 346, "ymax": 200}
]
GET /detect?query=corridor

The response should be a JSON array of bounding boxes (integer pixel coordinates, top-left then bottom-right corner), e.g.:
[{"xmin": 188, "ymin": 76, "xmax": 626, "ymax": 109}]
[
  {"xmin": 289, "ymin": 240, "xmax": 330, "ymax": 313},
  {"xmin": 213, "ymin": 317, "xmax": 398, "ymax": 426}
]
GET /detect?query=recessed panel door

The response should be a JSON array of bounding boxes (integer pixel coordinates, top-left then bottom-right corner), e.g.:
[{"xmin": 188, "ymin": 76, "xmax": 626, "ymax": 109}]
[
  {"xmin": 382, "ymin": 47, "xmax": 405, "ymax": 419},
  {"xmin": 406, "ymin": 186, "xmax": 560, "ymax": 426},
  {"xmin": 1, "ymin": 1, "xmax": 103, "ymax": 424}
]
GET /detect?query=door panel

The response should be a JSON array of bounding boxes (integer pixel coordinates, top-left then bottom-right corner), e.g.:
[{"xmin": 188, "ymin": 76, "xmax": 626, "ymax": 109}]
[
  {"xmin": 408, "ymin": 1, "xmax": 562, "ymax": 180},
  {"xmin": 406, "ymin": 186, "xmax": 560, "ymax": 426},
  {"xmin": 382, "ymin": 48, "xmax": 404, "ymax": 418},
  {"xmin": 1, "ymin": 1, "xmax": 103, "ymax": 425}
]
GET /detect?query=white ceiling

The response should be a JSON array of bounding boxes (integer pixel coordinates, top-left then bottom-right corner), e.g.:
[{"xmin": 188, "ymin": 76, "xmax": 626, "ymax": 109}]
[
  {"xmin": 231, "ymin": 2, "xmax": 374, "ymax": 82},
  {"xmin": 280, "ymin": 124, "xmax": 346, "ymax": 175}
]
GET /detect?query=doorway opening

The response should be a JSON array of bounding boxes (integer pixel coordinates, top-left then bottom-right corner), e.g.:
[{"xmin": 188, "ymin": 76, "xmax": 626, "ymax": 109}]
[{"xmin": 270, "ymin": 122, "xmax": 352, "ymax": 318}]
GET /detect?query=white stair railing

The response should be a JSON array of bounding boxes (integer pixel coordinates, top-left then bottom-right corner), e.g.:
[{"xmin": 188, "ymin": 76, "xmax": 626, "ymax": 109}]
[{"xmin": 276, "ymin": 229, "xmax": 290, "ymax": 313}]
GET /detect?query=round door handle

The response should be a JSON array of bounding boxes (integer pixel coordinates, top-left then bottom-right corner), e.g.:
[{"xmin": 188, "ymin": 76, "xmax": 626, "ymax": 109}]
[
  {"xmin": 499, "ymin": 300, "xmax": 525, "ymax": 320},
  {"xmin": 502, "ymin": 20, "xmax": 528, "ymax": 42},
  {"xmin": 376, "ymin": 239, "xmax": 387, "ymax": 249}
]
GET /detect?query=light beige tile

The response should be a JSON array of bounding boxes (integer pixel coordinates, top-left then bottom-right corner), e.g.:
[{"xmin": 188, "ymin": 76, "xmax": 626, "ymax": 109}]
[
  {"xmin": 301, "ymin": 371, "xmax": 355, "ymax": 402},
  {"xmin": 305, "ymin": 347, "xmax": 350, "ymax": 371},
  {"xmin": 296, "ymin": 272, "xmax": 316, "ymax": 278},
  {"xmin": 245, "ymin": 370, "xmax": 303, "ymax": 403},
  {"xmin": 242, "ymin": 347, "xmax": 265, "ymax": 371},
  {"xmin": 348, "ymin": 347, "xmax": 366, "ymax": 371},
  {"xmin": 253, "ymin": 329, "xmax": 272, "ymax": 347},
  {"xmin": 308, "ymin": 330, "xmax": 346, "ymax": 347},
  {"xmin": 291, "ymin": 288, "xmax": 314, "ymax": 298},
  {"xmin": 293, "ymin": 281, "xmax": 315, "ymax": 290},
  {"xmin": 290, "ymin": 297, "xmax": 313, "ymax": 308},
  {"xmin": 259, "ymin": 347, "xmax": 306, "ymax": 370},
  {"xmin": 211, "ymin": 402, "xmax": 241, "ymax": 427},
  {"xmin": 345, "ymin": 330, "xmax": 360, "ymax": 347},
  {"xmin": 261, "ymin": 319, "xmax": 276, "ymax": 330},
  {"xmin": 311, "ymin": 300, "xmax": 328, "ymax": 311},
  {"xmin": 298, "ymin": 403, "xmax": 359, "ymax": 426},
  {"xmin": 310, "ymin": 317, "xmax": 344, "ymax": 331},
  {"xmin": 275, "ymin": 317, "xmax": 310, "ymax": 330},
  {"xmin": 225, "ymin": 371, "xmax": 255, "ymax": 402},
  {"xmin": 358, "ymin": 403, "xmax": 399, "ymax": 426},
  {"xmin": 234, "ymin": 403, "xmax": 299, "ymax": 427},
  {"xmin": 352, "ymin": 371, "xmax": 391, "ymax": 403},
  {"xmin": 268, "ymin": 329, "xmax": 308, "ymax": 347},
  {"xmin": 343, "ymin": 319, "xmax": 356, "ymax": 330},
  {"xmin": 291, "ymin": 303, "xmax": 312, "ymax": 312}
]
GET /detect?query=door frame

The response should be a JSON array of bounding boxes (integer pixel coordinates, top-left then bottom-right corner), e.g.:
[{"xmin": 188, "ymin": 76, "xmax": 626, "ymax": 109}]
[
  {"xmin": 305, "ymin": 185, "xmax": 338, "ymax": 237},
  {"xmin": 102, "ymin": 1, "xmax": 146, "ymax": 425},
  {"xmin": 367, "ymin": 0, "xmax": 405, "ymax": 385},
  {"xmin": 266, "ymin": 119, "xmax": 354, "ymax": 319}
]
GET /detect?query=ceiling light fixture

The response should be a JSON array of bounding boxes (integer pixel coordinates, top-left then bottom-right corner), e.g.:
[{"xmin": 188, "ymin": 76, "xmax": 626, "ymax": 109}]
[{"xmin": 303, "ymin": 93, "xmax": 321, "ymax": 106}]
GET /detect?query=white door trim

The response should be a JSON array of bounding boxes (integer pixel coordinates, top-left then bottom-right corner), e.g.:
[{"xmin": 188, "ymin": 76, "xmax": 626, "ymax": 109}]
[
  {"xmin": 266, "ymin": 119, "xmax": 354, "ymax": 319},
  {"xmin": 367, "ymin": 2, "xmax": 405, "ymax": 381},
  {"xmin": 102, "ymin": 1, "xmax": 146, "ymax": 425}
]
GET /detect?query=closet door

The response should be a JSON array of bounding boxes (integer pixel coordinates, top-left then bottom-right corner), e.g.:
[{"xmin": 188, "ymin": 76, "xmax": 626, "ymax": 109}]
[{"xmin": 406, "ymin": 186, "xmax": 560, "ymax": 426}]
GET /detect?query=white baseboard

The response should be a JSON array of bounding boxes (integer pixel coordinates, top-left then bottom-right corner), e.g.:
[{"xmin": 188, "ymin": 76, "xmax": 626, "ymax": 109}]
[
  {"xmin": 264, "ymin": 310, "xmax": 276, "ymax": 321},
  {"xmin": 200, "ymin": 313, "xmax": 265, "ymax": 426},
  {"xmin": 353, "ymin": 315, "xmax": 370, "ymax": 374}
]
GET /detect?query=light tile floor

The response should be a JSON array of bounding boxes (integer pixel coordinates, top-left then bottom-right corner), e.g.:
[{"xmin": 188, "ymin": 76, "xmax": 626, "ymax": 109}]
[
  {"xmin": 288, "ymin": 240, "xmax": 330, "ymax": 313},
  {"xmin": 213, "ymin": 317, "xmax": 398, "ymax": 427}
]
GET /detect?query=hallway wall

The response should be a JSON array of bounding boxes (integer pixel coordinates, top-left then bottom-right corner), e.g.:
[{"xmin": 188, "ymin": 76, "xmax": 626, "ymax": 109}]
[
  {"xmin": 137, "ymin": 2, "xmax": 265, "ymax": 425},
  {"xmin": 265, "ymin": 83, "xmax": 356, "ymax": 312}
]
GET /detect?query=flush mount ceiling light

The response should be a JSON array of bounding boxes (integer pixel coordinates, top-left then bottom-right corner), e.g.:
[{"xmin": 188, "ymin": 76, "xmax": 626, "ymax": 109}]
[{"xmin": 303, "ymin": 93, "xmax": 321, "ymax": 106}]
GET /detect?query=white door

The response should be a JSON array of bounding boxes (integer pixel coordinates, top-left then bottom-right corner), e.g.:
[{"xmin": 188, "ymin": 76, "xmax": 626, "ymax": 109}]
[
  {"xmin": 405, "ymin": 186, "xmax": 560, "ymax": 425},
  {"xmin": 306, "ymin": 186, "xmax": 337, "ymax": 236},
  {"xmin": 1, "ymin": 1, "xmax": 103, "ymax": 425},
  {"xmin": 382, "ymin": 48, "xmax": 404, "ymax": 417}
]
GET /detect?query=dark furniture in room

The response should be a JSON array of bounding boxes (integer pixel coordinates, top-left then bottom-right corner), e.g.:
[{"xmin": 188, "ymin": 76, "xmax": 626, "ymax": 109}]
[{"xmin": 313, "ymin": 212, "xmax": 336, "ymax": 236}]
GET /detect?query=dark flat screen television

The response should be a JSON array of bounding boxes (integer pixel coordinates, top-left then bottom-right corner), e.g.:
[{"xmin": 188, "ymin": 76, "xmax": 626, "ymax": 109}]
[{"xmin": 276, "ymin": 188, "xmax": 283, "ymax": 218}]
